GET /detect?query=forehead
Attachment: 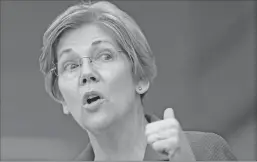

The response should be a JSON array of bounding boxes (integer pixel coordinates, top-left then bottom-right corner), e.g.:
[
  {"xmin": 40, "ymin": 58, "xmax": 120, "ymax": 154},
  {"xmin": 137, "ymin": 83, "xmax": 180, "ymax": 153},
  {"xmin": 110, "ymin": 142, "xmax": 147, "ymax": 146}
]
[{"xmin": 56, "ymin": 23, "xmax": 119, "ymax": 57}]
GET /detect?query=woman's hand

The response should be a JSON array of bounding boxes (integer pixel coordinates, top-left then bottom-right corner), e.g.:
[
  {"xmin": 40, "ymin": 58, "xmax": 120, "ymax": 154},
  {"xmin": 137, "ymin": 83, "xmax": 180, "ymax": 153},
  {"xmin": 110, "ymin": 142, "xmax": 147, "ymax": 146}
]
[{"xmin": 145, "ymin": 108, "xmax": 181, "ymax": 159}]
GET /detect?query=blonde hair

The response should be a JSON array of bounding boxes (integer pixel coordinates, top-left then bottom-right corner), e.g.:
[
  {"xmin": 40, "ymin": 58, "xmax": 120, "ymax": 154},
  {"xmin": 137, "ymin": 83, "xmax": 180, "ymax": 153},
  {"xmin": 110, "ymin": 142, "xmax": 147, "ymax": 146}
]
[{"xmin": 39, "ymin": 0, "xmax": 157, "ymax": 103}]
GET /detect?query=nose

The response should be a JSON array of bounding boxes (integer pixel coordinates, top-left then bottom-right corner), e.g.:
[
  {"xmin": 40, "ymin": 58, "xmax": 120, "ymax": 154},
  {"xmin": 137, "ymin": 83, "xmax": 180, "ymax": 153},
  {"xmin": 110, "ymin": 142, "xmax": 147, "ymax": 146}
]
[{"xmin": 79, "ymin": 58, "xmax": 99, "ymax": 86}]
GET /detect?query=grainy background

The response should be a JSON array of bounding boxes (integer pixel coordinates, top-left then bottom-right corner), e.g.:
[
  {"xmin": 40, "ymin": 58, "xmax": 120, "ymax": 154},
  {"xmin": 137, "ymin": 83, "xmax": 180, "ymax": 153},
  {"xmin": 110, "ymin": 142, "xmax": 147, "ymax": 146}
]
[{"xmin": 1, "ymin": 0, "xmax": 256, "ymax": 160}]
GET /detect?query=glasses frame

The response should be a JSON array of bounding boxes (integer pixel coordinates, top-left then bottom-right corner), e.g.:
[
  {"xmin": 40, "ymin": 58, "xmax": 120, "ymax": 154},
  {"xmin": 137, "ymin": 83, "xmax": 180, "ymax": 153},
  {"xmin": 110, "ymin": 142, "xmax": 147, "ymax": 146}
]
[{"xmin": 49, "ymin": 50, "xmax": 124, "ymax": 77}]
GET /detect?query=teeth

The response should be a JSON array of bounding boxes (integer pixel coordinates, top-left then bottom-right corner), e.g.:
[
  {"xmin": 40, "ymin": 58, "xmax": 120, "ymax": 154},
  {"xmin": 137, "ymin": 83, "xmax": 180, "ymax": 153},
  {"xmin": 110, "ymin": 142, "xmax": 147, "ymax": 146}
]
[{"xmin": 88, "ymin": 95, "xmax": 99, "ymax": 100}]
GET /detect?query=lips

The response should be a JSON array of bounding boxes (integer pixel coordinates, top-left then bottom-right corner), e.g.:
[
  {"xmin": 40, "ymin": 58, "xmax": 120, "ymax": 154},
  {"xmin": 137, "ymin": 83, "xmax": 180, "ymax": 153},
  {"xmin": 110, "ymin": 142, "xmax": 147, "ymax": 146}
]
[
  {"xmin": 82, "ymin": 91, "xmax": 106, "ymax": 111},
  {"xmin": 82, "ymin": 91, "xmax": 105, "ymax": 106}
]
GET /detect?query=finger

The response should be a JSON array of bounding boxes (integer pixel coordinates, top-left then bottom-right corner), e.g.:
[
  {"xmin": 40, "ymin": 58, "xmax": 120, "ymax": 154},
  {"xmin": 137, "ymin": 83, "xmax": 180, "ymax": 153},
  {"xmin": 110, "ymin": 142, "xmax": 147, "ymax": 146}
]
[
  {"xmin": 147, "ymin": 133, "xmax": 160, "ymax": 144},
  {"xmin": 152, "ymin": 138, "xmax": 179, "ymax": 156},
  {"xmin": 163, "ymin": 108, "xmax": 175, "ymax": 119},
  {"xmin": 146, "ymin": 129, "xmax": 178, "ymax": 144},
  {"xmin": 145, "ymin": 118, "xmax": 179, "ymax": 136},
  {"xmin": 168, "ymin": 146, "xmax": 181, "ymax": 160}
]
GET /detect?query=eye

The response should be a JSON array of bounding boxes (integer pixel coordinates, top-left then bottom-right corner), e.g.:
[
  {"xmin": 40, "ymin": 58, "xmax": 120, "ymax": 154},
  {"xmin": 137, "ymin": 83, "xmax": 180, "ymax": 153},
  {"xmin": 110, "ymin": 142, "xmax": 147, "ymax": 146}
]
[
  {"xmin": 101, "ymin": 53, "xmax": 113, "ymax": 61},
  {"xmin": 63, "ymin": 62, "xmax": 79, "ymax": 71},
  {"xmin": 98, "ymin": 51, "xmax": 114, "ymax": 61}
]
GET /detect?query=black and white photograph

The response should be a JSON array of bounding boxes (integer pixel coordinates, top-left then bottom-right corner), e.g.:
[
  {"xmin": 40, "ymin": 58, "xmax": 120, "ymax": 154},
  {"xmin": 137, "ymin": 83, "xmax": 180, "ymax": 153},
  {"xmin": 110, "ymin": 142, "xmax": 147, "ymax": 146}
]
[{"xmin": 1, "ymin": 0, "xmax": 256, "ymax": 161}]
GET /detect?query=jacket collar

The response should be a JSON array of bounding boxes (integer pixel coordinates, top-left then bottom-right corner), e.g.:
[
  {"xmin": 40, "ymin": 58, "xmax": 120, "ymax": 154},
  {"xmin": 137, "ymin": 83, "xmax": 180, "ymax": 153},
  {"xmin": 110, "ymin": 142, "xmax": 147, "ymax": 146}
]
[{"xmin": 75, "ymin": 114, "xmax": 195, "ymax": 161}]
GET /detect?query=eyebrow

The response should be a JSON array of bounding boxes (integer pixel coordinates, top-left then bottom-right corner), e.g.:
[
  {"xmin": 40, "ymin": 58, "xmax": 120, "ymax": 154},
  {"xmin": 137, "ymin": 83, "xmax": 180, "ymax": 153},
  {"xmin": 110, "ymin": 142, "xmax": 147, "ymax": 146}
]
[{"xmin": 58, "ymin": 39, "xmax": 115, "ymax": 59}]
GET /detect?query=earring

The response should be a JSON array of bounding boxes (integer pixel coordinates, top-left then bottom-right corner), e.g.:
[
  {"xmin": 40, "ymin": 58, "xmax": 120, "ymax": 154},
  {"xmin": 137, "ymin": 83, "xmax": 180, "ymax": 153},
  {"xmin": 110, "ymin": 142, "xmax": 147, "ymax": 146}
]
[
  {"xmin": 138, "ymin": 87, "xmax": 142, "ymax": 91},
  {"xmin": 62, "ymin": 104, "xmax": 69, "ymax": 115}
]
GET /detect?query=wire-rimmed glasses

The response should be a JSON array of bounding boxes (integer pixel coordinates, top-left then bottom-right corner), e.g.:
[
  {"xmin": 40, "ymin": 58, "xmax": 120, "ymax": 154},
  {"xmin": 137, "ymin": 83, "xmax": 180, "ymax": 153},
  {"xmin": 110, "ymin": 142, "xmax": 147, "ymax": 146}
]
[{"xmin": 49, "ymin": 49, "xmax": 123, "ymax": 79}]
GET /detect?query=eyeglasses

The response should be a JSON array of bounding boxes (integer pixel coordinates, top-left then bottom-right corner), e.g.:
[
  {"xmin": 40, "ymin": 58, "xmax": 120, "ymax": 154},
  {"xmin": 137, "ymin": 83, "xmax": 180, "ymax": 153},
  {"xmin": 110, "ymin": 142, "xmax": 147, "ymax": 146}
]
[{"xmin": 49, "ymin": 49, "xmax": 123, "ymax": 79}]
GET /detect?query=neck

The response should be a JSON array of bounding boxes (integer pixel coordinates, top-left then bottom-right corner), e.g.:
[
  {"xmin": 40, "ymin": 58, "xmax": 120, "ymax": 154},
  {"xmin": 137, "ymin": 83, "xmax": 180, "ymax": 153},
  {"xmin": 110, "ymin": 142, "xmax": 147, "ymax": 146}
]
[{"xmin": 87, "ymin": 98, "xmax": 148, "ymax": 161}]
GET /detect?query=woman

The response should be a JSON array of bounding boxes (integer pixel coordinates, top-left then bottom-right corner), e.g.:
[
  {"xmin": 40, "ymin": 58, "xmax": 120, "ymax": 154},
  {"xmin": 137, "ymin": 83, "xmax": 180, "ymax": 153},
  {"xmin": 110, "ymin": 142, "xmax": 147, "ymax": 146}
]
[{"xmin": 39, "ymin": 1, "xmax": 237, "ymax": 161}]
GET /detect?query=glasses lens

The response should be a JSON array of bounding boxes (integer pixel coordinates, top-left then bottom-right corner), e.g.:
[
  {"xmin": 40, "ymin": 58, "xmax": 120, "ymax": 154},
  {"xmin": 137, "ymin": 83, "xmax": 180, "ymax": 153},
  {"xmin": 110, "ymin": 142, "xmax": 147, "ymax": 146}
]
[{"xmin": 60, "ymin": 53, "xmax": 115, "ymax": 79}]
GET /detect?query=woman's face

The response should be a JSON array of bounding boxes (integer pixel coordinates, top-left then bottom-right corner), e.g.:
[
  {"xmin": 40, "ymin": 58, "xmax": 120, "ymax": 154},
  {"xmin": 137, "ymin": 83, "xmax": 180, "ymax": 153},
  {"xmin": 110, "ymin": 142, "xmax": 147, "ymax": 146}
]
[{"xmin": 56, "ymin": 23, "xmax": 139, "ymax": 132}]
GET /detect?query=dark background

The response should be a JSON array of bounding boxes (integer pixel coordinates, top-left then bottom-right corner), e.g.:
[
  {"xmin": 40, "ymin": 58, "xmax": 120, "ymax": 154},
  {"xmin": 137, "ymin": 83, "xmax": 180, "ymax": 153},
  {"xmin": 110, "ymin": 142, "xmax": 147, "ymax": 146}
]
[{"xmin": 1, "ymin": 0, "xmax": 256, "ymax": 160}]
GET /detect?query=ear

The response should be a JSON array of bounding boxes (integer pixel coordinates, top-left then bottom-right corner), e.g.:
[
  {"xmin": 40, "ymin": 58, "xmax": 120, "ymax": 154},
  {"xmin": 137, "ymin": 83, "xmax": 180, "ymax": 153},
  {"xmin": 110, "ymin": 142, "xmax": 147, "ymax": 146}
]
[
  {"xmin": 61, "ymin": 103, "xmax": 70, "ymax": 115},
  {"xmin": 136, "ymin": 79, "xmax": 150, "ymax": 94}
]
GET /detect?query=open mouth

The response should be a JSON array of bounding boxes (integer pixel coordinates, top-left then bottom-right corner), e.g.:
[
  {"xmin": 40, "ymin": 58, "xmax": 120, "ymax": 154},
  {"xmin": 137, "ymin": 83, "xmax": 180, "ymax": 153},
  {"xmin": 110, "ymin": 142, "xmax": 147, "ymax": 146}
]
[{"xmin": 83, "ymin": 91, "xmax": 104, "ymax": 105}]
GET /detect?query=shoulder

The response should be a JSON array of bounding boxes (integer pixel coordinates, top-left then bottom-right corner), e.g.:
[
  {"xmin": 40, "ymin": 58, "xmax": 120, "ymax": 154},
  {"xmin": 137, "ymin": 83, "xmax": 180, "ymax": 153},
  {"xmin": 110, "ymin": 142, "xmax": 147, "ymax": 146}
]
[{"xmin": 184, "ymin": 131, "xmax": 237, "ymax": 161}]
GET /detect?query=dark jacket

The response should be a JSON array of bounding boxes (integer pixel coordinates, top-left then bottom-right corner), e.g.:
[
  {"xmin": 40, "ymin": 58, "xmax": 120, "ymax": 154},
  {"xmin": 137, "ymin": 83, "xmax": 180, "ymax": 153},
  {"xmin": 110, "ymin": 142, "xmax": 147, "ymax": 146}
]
[{"xmin": 75, "ymin": 114, "xmax": 237, "ymax": 161}]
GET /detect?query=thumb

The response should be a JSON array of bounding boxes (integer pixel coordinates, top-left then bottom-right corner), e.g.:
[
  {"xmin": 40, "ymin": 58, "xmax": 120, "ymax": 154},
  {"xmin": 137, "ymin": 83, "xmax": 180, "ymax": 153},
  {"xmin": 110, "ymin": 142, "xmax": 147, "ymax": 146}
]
[{"xmin": 163, "ymin": 108, "xmax": 175, "ymax": 119}]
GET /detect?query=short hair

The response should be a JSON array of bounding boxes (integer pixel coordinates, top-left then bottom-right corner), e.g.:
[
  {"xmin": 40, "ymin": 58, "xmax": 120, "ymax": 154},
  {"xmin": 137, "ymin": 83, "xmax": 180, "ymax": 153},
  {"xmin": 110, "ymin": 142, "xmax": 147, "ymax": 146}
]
[{"xmin": 39, "ymin": 0, "xmax": 157, "ymax": 103}]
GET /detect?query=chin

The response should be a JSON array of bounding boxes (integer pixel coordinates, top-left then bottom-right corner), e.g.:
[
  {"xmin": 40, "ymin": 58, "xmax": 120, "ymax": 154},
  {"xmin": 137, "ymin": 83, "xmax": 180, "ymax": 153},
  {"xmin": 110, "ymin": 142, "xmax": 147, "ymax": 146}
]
[{"xmin": 80, "ymin": 108, "xmax": 117, "ymax": 134}]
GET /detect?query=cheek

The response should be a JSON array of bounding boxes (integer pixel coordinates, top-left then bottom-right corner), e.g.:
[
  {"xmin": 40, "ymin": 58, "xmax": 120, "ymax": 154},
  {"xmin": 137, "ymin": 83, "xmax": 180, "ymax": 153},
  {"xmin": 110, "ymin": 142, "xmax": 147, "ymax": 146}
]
[
  {"xmin": 58, "ymin": 78, "xmax": 80, "ymax": 108},
  {"xmin": 104, "ymin": 62, "xmax": 136, "ymax": 101}
]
